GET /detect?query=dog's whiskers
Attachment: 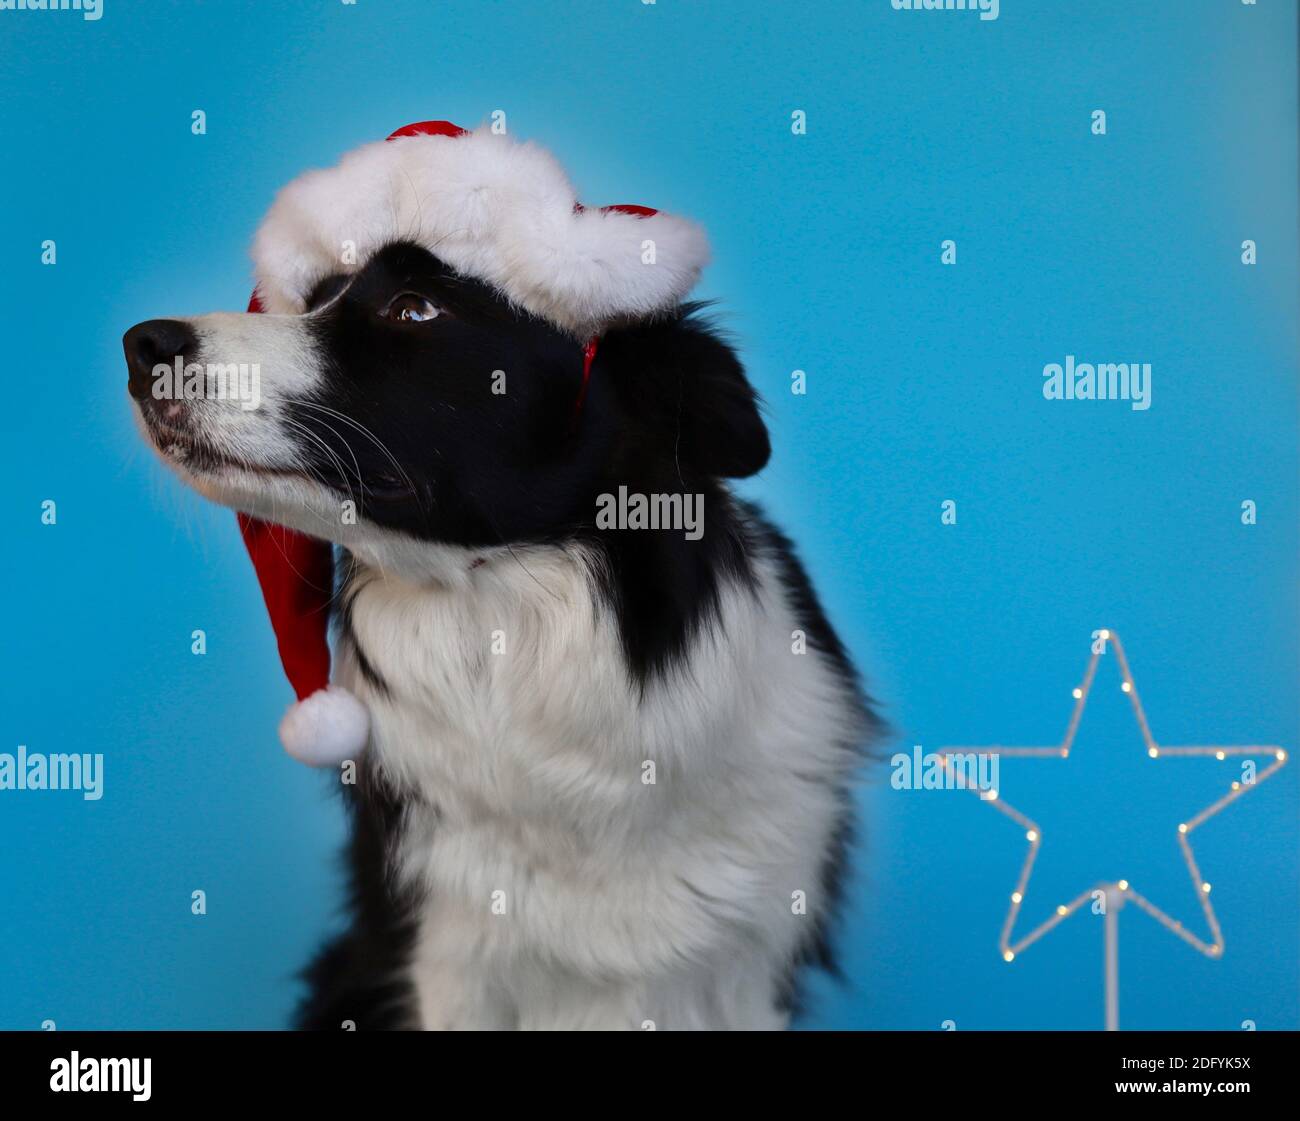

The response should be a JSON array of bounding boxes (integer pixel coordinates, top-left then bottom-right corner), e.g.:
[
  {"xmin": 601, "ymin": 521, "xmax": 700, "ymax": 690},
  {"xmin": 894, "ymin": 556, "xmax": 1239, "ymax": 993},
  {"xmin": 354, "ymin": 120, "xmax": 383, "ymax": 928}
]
[
  {"xmin": 278, "ymin": 415, "xmax": 364, "ymax": 509},
  {"xmin": 293, "ymin": 399, "xmax": 416, "ymax": 493}
]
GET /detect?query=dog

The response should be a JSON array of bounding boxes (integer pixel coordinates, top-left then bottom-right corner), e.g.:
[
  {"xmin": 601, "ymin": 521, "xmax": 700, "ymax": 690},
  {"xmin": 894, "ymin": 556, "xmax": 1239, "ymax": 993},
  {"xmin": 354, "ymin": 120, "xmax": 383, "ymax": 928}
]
[{"xmin": 125, "ymin": 123, "xmax": 878, "ymax": 1029}]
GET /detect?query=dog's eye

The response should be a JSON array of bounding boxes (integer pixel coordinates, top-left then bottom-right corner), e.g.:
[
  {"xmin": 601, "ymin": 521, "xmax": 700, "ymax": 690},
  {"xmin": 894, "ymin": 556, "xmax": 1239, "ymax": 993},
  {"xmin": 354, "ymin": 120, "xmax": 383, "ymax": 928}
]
[{"xmin": 381, "ymin": 293, "xmax": 442, "ymax": 323}]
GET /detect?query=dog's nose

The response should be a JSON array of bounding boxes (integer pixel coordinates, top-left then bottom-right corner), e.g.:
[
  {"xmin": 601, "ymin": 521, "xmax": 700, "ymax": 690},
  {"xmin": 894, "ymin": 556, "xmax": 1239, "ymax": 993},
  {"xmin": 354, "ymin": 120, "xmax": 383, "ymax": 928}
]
[{"xmin": 124, "ymin": 319, "xmax": 197, "ymax": 401}]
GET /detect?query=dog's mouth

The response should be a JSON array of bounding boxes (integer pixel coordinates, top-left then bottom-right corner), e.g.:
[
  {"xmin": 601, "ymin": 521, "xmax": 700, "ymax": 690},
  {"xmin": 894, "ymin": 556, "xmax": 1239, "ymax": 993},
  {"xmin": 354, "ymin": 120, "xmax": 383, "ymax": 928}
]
[
  {"xmin": 145, "ymin": 417, "xmax": 239, "ymax": 470},
  {"xmin": 142, "ymin": 414, "xmax": 419, "ymax": 505},
  {"xmin": 141, "ymin": 416, "xmax": 279, "ymax": 479}
]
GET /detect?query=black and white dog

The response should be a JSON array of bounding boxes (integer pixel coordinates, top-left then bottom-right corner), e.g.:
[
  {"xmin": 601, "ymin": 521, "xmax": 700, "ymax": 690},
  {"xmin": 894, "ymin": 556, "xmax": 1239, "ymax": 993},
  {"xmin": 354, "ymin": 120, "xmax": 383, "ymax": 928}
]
[{"xmin": 125, "ymin": 123, "xmax": 877, "ymax": 1030}]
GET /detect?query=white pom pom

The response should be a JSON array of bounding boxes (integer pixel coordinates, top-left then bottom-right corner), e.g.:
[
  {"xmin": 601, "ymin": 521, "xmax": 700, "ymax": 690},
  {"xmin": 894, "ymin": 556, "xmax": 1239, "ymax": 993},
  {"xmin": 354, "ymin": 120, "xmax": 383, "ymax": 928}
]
[{"xmin": 278, "ymin": 686, "xmax": 370, "ymax": 768}]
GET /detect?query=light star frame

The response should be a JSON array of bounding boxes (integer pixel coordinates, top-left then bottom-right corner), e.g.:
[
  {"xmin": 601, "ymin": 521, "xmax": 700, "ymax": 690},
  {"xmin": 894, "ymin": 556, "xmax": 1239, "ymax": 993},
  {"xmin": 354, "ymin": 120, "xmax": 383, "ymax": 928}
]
[{"xmin": 938, "ymin": 629, "xmax": 1288, "ymax": 1029}]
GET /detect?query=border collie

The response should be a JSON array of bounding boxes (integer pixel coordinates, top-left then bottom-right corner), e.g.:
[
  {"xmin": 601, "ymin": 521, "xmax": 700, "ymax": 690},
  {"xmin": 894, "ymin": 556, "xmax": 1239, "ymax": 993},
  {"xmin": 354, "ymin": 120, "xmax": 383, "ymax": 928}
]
[{"xmin": 124, "ymin": 123, "xmax": 877, "ymax": 1030}]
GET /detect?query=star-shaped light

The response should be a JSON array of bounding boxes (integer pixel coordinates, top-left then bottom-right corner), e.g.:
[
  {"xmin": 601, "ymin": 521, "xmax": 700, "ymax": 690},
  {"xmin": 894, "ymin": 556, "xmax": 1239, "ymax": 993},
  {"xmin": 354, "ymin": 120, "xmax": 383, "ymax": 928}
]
[{"xmin": 939, "ymin": 629, "xmax": 1287, "ymax": 963}]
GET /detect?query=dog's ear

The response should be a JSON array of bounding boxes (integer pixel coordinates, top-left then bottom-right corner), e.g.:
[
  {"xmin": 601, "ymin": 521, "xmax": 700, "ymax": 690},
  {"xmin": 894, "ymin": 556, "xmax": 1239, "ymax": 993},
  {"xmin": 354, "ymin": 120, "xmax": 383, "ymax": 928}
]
[{"xmin": 603, "ymin": 308, "xmax": 771, "ymax": 479}]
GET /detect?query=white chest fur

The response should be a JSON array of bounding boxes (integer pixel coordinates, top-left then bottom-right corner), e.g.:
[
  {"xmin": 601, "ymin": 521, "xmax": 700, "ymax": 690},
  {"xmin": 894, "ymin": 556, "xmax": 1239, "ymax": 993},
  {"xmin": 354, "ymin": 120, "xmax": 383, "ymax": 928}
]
[{"xmin": 338, "ymin": 544, "xmax": 860, "ymax": 1030}]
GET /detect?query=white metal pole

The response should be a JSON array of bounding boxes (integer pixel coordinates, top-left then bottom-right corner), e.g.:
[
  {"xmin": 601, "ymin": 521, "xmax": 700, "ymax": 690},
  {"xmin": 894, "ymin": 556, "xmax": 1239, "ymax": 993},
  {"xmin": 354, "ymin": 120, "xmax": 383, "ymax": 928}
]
[{"xmin": 1104, "ymin": 886, "xmax": 1121, "ymax": 1031}]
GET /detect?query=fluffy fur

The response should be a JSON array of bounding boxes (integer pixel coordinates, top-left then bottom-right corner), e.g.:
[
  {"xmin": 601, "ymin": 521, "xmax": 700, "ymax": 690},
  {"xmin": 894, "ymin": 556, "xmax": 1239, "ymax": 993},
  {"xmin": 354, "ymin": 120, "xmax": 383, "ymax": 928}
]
[
  {"xmin": 125, "ymin": 133, "xmax": 878, "ymax": 1028},
  {"xmin": 307, "ymin": 511, "xmax": 871, "ymax": 1030}
]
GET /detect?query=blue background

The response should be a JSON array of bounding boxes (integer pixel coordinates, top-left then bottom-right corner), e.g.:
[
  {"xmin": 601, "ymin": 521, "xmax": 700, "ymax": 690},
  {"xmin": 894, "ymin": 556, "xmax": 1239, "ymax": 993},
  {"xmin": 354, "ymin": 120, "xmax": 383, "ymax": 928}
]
[{"xmin": 2, "ymin": 0, "xmax": 1296, "ymax": 1031}]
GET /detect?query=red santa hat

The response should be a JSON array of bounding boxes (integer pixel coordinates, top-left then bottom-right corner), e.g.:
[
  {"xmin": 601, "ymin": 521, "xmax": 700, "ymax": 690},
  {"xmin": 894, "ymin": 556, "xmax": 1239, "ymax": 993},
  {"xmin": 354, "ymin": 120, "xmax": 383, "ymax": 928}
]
[{"xmin": 240, "ymin": 120, "xmax": 710, "ymax": 766}]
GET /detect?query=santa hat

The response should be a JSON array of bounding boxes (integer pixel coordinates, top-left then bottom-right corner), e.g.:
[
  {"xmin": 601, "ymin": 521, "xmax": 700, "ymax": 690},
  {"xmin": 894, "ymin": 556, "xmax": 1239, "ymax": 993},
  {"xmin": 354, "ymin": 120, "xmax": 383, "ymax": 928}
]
[{"xmin": 240, "ymin": 120, "xmax": 709, "ymax": 766}]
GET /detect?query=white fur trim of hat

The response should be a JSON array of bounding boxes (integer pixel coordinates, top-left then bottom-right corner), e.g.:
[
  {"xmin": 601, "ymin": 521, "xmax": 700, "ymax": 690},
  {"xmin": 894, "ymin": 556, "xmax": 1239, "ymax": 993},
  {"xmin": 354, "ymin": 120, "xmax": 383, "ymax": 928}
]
[{"xmin": 250, "ymin": 121, "xmax": 710, "ymax": 338}]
